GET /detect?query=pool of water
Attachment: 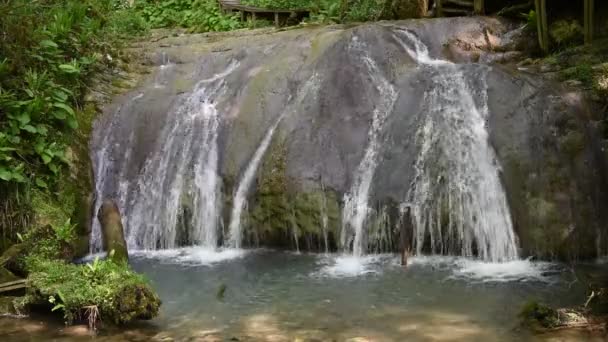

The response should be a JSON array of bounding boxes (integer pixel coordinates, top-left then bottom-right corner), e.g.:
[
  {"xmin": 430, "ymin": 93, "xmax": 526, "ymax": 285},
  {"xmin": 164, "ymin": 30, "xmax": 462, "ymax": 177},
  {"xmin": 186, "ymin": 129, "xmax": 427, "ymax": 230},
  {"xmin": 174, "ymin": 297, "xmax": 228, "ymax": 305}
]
[{"xmin": 1, "ymin": 249, "xmax": 606, "ymax": 341}]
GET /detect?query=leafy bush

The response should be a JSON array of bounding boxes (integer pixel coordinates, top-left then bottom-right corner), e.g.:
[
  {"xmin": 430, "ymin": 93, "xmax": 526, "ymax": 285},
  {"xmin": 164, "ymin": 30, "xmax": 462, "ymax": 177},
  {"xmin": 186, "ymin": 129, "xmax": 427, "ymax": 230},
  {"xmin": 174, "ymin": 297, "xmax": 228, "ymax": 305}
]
[
  {"xmin": 549, "ymin": 19, "xmax": 583, "ymax": 47},
  {"xmin": 135, "ymin": 0, "xmax": 241, "ymax": 32},
  {"xmin": 309, "ymin": 0, "xmax": 341, "ymax": 23},
  {"xmin": 345, "ymin": 0, "xmax": 383, "ymax": 22},
  {"xmin": 0, "ymin": 0, "xmax": 147, "ymax": 189}
]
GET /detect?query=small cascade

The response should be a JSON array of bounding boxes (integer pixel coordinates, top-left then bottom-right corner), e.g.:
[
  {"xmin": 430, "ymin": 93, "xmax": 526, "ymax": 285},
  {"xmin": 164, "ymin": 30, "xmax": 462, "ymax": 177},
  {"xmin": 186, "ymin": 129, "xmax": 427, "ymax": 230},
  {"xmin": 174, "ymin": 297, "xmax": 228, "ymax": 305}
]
[
  {"xmin": 227, "ymin": 114, "xmax": 285, "ymax": 248},
  {"xmin": 340, "ymin": 36, "xmax": 398, "ymax": 257},
  {"xmin": 91, "ymin": 61, "xmax": 239, "ymax": 251},
  {"xmin": 154, "ymin": 52, "xmax": 174, "ymax": 89},
  {"xmin": 291, "ymin": 210, "xmax": 301, "ymax": 253},
  {"xmin": 226, "ymin": 75, "xmax": 320, "ymax": 249},
  {"xmin": 396, "ymin": 30, "xmax": 518, "ymax": 262},
  {"xmin": 320, "ymin": 184, "xmax": 330, "ymax": 254}
]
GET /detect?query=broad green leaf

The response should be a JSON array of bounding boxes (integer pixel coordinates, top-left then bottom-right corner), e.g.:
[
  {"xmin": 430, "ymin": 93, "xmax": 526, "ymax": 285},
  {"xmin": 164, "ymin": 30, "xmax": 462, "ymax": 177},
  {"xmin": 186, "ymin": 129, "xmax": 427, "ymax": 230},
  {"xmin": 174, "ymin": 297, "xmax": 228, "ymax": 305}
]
[
  {"xmin": 0, "ymin": 168, "xmax": 12, "ymax": 181},
  {"xmin": 36, "ymin": 124, "xmax": 48, "ymax": 136},
  {"xmin": 16, "ymin": 113, "xmax": 30, "ymax": 125},
  {"xmin": 41, "ymin": 153, "xmax": 52, "ymax": 164},
  {"xmin": 59, "ymin": 64, "xmax": 80, "ymax": 74},
  {"xmin": 21, "ymin": 125, "xmax": 37, "ymax": 133},
  {"xmin": 52, "ymin": 110, "xmax": 66, "ymax": 120},
  {"xmin": 35, "ymin": 178, "xmax": 48, "ymax": 188},
  {"xmin": 53, "ymin": 102, "xmax": 75, "ymax": 116},
  {"xmin": 66, "ymin": 116, "xmax": 78, "ymax": 129},
  {"xmin": 39, "ymin": 40, "xmax": 59, "ymax": 49}
]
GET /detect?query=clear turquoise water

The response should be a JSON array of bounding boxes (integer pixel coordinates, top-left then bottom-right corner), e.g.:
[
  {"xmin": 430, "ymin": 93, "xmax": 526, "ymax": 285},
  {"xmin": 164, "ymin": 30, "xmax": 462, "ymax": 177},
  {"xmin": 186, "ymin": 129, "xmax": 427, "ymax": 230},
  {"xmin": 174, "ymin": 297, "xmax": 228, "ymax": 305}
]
[{"xmin": 1, "ymin": 249, "xmax": 606, "ymax": 341}]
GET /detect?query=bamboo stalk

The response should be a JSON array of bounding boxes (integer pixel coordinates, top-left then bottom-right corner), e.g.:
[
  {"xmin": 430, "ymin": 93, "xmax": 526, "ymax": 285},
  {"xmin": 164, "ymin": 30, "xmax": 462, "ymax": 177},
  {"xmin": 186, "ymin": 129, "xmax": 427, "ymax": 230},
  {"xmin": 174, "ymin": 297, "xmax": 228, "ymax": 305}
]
[
  {"xmin": 585, "ymin": 0, "xmax": 594, "ymax": 44},
  {"xmin": 474, "ymin": 0, "xmax": 484, "ymax": 15},
  {"xmin": 535, "ymin": 0, "xmax": 549, "ymax": 53}
]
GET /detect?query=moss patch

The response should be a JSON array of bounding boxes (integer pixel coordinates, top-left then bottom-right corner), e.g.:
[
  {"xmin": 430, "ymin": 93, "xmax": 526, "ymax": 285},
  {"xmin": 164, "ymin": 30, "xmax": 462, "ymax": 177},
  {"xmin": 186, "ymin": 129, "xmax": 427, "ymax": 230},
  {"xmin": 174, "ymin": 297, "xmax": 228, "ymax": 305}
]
[
  {"xmin": 247, "ymin": 137, "xmax": 340, "ymax": 250},
  {"xmin": 25, "ymin": 257, "xmax": 160, "ymax": 325}
]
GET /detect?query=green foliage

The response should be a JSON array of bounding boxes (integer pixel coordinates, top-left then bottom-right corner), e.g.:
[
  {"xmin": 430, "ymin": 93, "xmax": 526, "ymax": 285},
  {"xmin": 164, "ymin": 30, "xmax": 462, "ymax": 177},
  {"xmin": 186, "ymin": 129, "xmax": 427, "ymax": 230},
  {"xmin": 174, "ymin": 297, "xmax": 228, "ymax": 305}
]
[
  {"xmin": 26, "ymin": 256, "xmax": 159, "ymax": 324},
  {"xmin": 309, "ymin": 0, "xmax": 341, "ymax": 23},
  {"xmin": 344, "ymin": 0, "xmax": 382, "ymax": 22},
  {"xmin": 522, "ymin": 10, "xmax": 537, "ymax": 32},
  {"xmin": 549, "ymin": 19, "xmax": 583, "ymax": 47},
  {"xmin": 0, "ymin": 0, "xmax": 148, "ymax": 190},
  {"xmin": 560, "ymin": 64, "xmax": 594, "ymax": 87},
  {"xmin": 135, "ymin": 0, "xmax": 241, "ymax": 32}
]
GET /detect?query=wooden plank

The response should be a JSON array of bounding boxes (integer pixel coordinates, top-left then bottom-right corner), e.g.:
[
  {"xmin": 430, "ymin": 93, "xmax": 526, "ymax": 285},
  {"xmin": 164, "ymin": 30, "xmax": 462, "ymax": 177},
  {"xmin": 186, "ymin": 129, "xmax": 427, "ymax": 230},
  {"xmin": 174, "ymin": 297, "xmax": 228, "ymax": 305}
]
[
  {"xmin": 0, "ymin": 283, "xmax": 26, "ymax": 294},
  {"xmin": 0, "ymin": 279, "xmax": 26, "ymax": 288},
  {"xmin": 540, "ymin": 0, "xmax": 548, "ymax": 51},
  {"xmin": 437, "ymin": 0, "xmax": 443, "ymax": 17},
  {"xmin": 535, "ymin": 0, "xmax": 548, "ymax": 53},
  {"xmin": 219, "ymin": 0, "xmax": 309, "ymax": 14},
  {"xmin": 274, "ymin": 12, "xmax": 279, "ymax": 27}
]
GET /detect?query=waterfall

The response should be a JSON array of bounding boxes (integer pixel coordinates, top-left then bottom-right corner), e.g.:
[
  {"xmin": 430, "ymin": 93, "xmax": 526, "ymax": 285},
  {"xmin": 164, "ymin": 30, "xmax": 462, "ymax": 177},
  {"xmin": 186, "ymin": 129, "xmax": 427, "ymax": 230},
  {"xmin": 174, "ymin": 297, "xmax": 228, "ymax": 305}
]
[
  {"xmin": 340, "ymin": 36, "xmax": 398, "ymax": 257},
  {"xmin": 226, "ymin": 114, "xmax": 285, "ymax": 248},
  {"xmin": 397, "ymin": 30, "xmax": 518, "ymax": 262},
  {"xmin": 91, "ymin": 61, "xmax": 239, "ymax": 251}
]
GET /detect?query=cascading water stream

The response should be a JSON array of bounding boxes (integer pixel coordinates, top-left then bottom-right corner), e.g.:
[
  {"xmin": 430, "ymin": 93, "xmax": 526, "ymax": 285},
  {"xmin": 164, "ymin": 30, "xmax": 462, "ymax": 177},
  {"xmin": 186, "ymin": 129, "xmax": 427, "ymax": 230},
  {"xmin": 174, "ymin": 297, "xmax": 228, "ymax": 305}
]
[
  {"xmin": 91, "ymin": 61, "xmax": 239, "ymax": 251},
  {"xmin": 226, "ymin": 75, "xmax": 320, "ymax": 249},
  {"xmin": 340, "ymin": 36, "xmax": 398, "ymax": 257},
  {"xmin": 396, "ymin": 30, "xmax": 518, "ymax": 262},
  {"xmin": 226, "ymin": 114, "xmax": 286, "ymax": 248}
]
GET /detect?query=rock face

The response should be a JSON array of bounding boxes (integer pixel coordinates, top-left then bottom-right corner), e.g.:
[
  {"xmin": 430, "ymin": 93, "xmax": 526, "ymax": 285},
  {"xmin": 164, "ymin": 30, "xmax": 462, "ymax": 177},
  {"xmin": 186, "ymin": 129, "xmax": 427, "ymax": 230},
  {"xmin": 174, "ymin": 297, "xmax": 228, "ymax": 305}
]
[
  {"xmin": 97, "ymin": 200, "xmax": 128, "ymax": 262},
  {"xmin": 91, "ymin": 17, "xmax": 608, "ymax": 260}
]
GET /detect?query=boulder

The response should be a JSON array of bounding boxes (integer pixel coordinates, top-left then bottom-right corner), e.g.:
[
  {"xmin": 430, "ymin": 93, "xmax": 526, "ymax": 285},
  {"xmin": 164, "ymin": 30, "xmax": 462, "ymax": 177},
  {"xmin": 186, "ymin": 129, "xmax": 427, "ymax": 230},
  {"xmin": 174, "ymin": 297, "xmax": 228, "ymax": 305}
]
[{"xmin": 97, "ymin": 199, "xmax": 128, "ymax": 263}]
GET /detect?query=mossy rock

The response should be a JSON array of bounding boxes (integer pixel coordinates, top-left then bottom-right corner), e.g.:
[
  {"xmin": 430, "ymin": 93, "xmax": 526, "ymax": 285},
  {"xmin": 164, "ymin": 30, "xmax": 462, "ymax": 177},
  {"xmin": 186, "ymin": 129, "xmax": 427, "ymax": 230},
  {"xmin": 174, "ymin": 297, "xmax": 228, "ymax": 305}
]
[
  {"xmin": 519, "ymin": 301, "xmax": 560, "ymax": 329},
  {"xmin": 110, "ymin": 283, "xmax": 161, "ymax": 324},
  {"xmin": 26, "ymin": 258, "xmax": 160, "ymax": 325}
]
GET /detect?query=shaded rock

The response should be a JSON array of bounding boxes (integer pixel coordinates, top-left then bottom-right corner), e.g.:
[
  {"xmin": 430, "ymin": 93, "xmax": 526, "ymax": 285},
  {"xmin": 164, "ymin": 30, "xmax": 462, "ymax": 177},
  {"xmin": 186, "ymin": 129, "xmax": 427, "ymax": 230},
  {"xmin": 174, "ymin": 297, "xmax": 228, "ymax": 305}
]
[{"xmin": 97, "ymin": 199, "xmax": 128, "ymax": 263}]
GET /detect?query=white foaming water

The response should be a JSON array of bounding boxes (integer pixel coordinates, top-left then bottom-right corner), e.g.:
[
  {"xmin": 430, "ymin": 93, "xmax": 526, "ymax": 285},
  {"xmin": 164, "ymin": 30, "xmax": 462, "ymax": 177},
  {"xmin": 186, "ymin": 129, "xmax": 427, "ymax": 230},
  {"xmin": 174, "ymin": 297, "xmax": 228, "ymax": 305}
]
[
  {"xmin": 315, "ymin": 254, "xmax": 394, "ymax": 277},
  {"xmin": 226, "ymin": 113, "xmax": 285, "ymax": 249},
  {"xmin": 409, "ymin": 256, "xmax": 559, "ymax": 283},
  {"xmin": 315, "ymin": 253, "xmax": 557, "ymax": 282},
  {"xmin": 130, "ymin": 247, "xmax": 246, "ymax": 266},
  {"xmin": 341, "ymin": 37, "xmax": 398, "ymax": 257},
  {"xmin": 92, "ymin": 61, "xmax": 239, "ymax": 251},
  {"xmin": 396, "ymin": 30, "xmax": 519, "ymax": 262}
]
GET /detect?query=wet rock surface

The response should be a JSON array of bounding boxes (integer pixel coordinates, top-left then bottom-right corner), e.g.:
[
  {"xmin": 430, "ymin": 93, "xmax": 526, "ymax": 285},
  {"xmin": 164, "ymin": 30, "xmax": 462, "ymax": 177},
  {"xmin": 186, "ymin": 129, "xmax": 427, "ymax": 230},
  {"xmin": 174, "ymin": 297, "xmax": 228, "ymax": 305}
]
[{"xmin": 93, "ymin": 17, "xmax": 608, "ymax": 260}]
